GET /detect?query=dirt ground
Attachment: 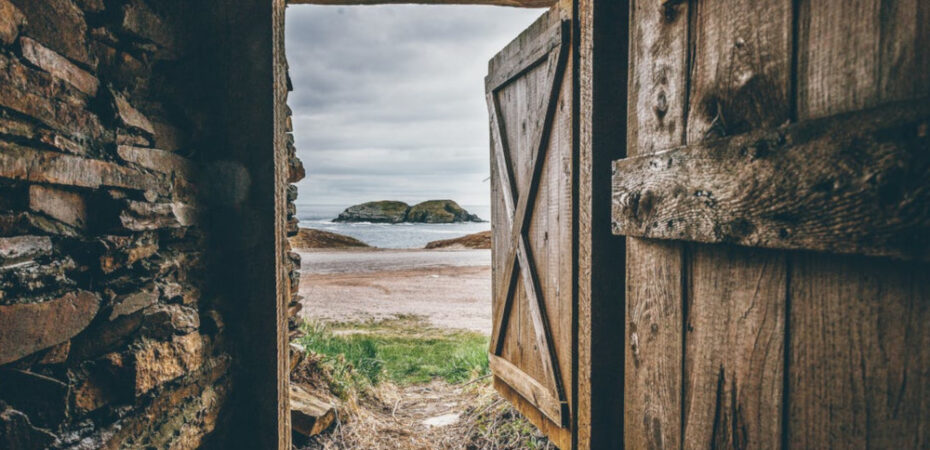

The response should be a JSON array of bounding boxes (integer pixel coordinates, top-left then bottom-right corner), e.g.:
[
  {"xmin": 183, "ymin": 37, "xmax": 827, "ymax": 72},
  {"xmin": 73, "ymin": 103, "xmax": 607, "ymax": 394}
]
[
  {"xmin": 301, "ymin": 375, "xmax": 551, "ymax": 450},
  {"xmin": 305, "ymin": 379, "xmax": 488, "ymax": 449},
  {"xmin": 296, "ymin": 248, "xmax": 492, "ymax": 334},
  {"xmin": 294, "ymin": 248, "xmax": 552, "ymax": 449}
]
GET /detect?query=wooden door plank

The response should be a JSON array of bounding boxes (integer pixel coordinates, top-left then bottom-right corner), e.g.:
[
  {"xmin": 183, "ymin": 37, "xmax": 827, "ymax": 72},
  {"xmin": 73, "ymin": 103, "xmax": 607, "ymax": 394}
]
[
  {"xmin": 553, "ymin": 52, "xmax": 574, "ymax": 419},
  {"xmin": 490, "ymin": 354, "xmax": 567, "ymax": 426},
  {"xmin": 488, "ymin": 47, "xmax": 565, "ymax": 359},
  {"xmin": 502, "ymin": 50, "xmax": 568, "ymax": 402},
  {"xmin": 877, "ymin": 0, "xmax": 930, "ymax": 102},
  {"xmin": 788, "ymin": 255, "xmax": 930, "ymax": 449},
  {"xmin": 488, "ymin": 93, "xmax": 520, "ymax": 354},
  {"xmin": 797, "ymin": 0, "xmax": 930, "ymax": 111},
  {"xmin": 611, "ymin": 100, "xmax": 930, "ymax": 261},
  {"xmin": 684, "ymin": 0, "xmax": 792, "ymax": 143},
  {"xmin": 790, "ymin": 1, "xmax": 930, "ymax": 448},
  {"xmin": 625, "ymin": 238, "xmax": 683, "ymax": 449},
  {"xmin": 624, "ymin": 0, "xmax": 689, "ymax": 446},
  {"xmin": 680, "ymin": 0, "xmax": 792, "ymax": 448},
  {"xmin": 485, "ymin": 19, "xmax": 564, "ymax": 93},
  {"xmin": 494, "ymin": 377, "xmax": 572, "ymax": 450},
  {"xmin": 797, "ymin": 0, "xmax": 880, "ymax": 120},
  {"xmin": 518, "ymin": 235, "xmax": 563, "ymax": 399},
  {"xmin": 683, "ymin": 245, "xmax": 786, "ymax": 449},
  {"xmin": 492, "ymin": 35, "xmax": 545, "ymax": 388}
]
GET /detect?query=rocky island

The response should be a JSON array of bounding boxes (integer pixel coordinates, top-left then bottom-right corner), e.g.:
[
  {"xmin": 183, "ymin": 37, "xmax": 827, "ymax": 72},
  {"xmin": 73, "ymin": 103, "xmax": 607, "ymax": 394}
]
[
  {"xmin": 333, "ymin": 200, "xmax": 483, "ymax": 224},
  {"xmin": 290, "ymin": 228, "xmax": 370, "ymax": 249}
]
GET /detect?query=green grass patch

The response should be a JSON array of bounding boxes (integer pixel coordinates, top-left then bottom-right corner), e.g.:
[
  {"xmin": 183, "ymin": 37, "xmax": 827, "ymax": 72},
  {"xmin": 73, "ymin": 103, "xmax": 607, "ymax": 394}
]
[{"xmin": 299, "ymin": 316, "xmax": 490, "ymax": 386}]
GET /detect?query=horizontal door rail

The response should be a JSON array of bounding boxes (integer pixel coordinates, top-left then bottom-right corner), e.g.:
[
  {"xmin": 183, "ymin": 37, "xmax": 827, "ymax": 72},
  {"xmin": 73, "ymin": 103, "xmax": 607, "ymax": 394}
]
[
  {"xmin": 489, "ymin": 354, "xmax": 569, "ymax": 426},
  {"xmin": 612, "ymin": 99, "xmax": 930, "ymax": 261}
]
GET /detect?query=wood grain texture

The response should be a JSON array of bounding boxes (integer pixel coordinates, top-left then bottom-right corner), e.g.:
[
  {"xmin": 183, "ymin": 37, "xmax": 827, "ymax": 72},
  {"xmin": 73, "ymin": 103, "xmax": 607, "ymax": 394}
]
[
  {"xmin": 623, "ymin": 0, "xmax": 689, "ymax": 447},
  {"xmin": 575, "ymin": 0, "xmax": 627, "ymax": 447},
  {"xmin": 684, "ymin": 0, "xmax": 791, "ymax": 143},
  {"xmin": 486, "ymin": 19, "xmax": 563, "ymax": 92},
  {"xmin": 789, "ymin": 1, "xmax": 930, "ymax": 448},
  {"xmin": 486, "ymin": 7, "xmax": 574, "ymax": 436},
  {"xmin": 683, "ymin": 244, "xmax": 785, "ymax": 449},
  {"xmin": 490, "ymin": 354, "xmax": 566, "ymax": 424},
  {"xmin": 620, "ymin": 0, "xmax": 930, "ymax": 448},
  {"xmin": 493, "ymin": 377, "xmax": 572, "ymax": 450},
  {"xmin": 788, "ymin": 254, "xmax": 930, "ymax": 449},
  {"xmin": 275, "ymin": 0, "xmax": 292, "ymax": 445},
  {"xmin": 680, "ymin": 2, "xmax": 791, "ymax": 448},
  {"xmin": 624, "ymin": 238, "xmax": 682, "ymax": 450},
  {"xmin": 797, "ymin": 0, "xmax": 874, "ymax": 120},
  {"xmin": 612, "ymin": 100, "xmax": 930, "ymax": 260},
  {"xmin": 489, "ymin": 10, "xmax": 559, "ymax": 359},
  {"xmin": 798, "ymin": 0, "xmax": 930, "ymax": 120}
]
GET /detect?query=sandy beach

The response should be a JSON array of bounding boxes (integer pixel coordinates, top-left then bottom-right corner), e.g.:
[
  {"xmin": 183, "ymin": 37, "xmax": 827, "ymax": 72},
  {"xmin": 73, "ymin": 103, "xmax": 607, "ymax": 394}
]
[{"xmin": 296, "ymin": 248, "xmax": 492, "ymax": 334}]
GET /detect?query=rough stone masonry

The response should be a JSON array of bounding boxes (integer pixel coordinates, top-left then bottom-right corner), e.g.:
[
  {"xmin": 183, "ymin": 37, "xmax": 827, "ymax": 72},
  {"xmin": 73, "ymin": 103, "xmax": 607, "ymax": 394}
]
[{"xmin": 0, "ymin": 0, "xmax": 305, "ymax": 447}]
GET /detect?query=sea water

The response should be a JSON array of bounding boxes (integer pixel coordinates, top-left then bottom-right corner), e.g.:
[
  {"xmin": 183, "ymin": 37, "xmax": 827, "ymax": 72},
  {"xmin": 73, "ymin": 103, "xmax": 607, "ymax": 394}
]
[{"xmin": 296, "ymin": 203, "xmax": 492, "ymax": 249}]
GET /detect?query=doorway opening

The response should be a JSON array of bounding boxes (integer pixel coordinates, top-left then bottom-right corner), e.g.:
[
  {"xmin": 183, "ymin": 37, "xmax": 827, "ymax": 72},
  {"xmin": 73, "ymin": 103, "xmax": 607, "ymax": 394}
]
[{"xmin": 282, "ymin": 4, "xmax": 554, "ymax": 448}]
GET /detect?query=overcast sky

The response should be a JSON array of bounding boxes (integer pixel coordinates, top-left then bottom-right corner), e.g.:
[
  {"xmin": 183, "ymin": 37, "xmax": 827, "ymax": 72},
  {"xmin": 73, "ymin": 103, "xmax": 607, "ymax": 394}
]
[{"xmin": 285, "ymin": 5, "xmax": 544, "ymax": 207}]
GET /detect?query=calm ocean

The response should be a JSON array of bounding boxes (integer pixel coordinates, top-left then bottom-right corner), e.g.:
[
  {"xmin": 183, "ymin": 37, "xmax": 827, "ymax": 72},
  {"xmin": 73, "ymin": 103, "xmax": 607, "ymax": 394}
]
[{"xmin": 296, "ymin": 203, "xmax": 493, "ymax": 249}]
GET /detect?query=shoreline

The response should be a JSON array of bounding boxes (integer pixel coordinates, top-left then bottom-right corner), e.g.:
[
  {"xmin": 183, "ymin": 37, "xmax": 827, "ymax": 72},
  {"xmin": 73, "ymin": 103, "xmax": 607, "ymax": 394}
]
[
  {"xmin": 291, "ymin": 227, "xmax": 491, "ymax": 251},
  {"xmin": 296, "ymin": 247, "xmax": 492, "ymax": 334}
]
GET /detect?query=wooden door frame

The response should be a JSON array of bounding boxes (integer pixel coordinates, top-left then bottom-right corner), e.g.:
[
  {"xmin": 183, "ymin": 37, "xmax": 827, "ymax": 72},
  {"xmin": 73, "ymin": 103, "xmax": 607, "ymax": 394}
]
[
  {"xmin": 201, "ymin": 0, "xmax": 291, "ymax": 448},
  {"xmin": 259, "ymin": 0, "xmax": 626, "ymax": 448},
  {"xmin": 574, "ymin": 0, "xmax": 627, "ymax": 448}
]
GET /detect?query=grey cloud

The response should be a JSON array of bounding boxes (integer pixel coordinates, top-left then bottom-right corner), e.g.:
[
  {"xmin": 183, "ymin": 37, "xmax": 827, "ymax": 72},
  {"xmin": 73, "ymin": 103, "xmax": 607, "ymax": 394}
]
[{"xmin": 285, "ymin": 5, "xmax": 542, "ymax": 206}]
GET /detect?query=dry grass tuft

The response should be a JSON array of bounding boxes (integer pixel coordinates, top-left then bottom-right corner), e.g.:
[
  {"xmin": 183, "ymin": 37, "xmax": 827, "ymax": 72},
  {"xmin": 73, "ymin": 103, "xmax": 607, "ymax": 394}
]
[{"xmin": 294, "ymin": 318, "xmax": 552, "ymax": 450}]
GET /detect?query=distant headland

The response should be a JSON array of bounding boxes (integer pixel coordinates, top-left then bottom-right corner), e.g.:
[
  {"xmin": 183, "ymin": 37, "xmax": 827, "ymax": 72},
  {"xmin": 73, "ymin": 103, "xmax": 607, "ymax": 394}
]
[{"xmin": 333, "ymin": 200, "xmax": 484, "ymax": 224}]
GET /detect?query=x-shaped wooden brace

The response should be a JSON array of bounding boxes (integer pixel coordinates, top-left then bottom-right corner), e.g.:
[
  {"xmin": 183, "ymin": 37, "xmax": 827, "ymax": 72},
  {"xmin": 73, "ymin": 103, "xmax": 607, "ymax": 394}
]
[{"xmin": 486, "ymin": 20, "xmax": 569, "ymax": 426}]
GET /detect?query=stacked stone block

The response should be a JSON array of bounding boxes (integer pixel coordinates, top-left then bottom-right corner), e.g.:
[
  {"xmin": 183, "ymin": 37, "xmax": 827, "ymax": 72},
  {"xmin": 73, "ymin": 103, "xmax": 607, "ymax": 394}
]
[
  {"xmin": 284, "ymin": 100, "xmax": 306, "ymax": 342},
  {"xmin": 0, "ymin": 1, "xmax": 232, "ymax": 447}
]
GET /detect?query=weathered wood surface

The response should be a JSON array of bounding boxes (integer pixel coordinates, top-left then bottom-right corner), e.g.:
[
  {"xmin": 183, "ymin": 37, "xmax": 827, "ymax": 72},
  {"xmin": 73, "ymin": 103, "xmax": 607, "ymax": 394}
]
[
  {"xmin": 684, "ymin": 245, "xmax": 786, "ymax": 448},
  {"xmin": 624, "ymin": 238, "xmax": 682, "ymax": 449},
  {"xmin": 489, "ymin": 354, "xmax": 565, "ymax": 424},
  {"xmin": 197, "ymin": 0, "xmax": 291, "ymax": 446},
  {"xmin": 288, "ymin": 0, "xmax": 553, "ymax": 6},
  {"xmin": 673, "ymin": 4, "xmax": 792, "ymax": 445},
  {"xmin": 788, "ymin": 1, "xmax": 930, "ymax": 448},
  {"xmin": 485, "ymin": 19, "xmax": 564, "ymax": 92},
  {"xmin": 789, "ymin": 255, "xmax": 930, "ymax": 448},
  {"xmin": 612, "ymin": 100, "xmax": 930, "ymax": 261},
  {"xmin": 797, "ymin": 0, "xmax": 930, "ymax": 121},
  {"xmin": 622, "ymin": 0, "xmax": 930, "ymax": 448},
  {"xmin": 493, "ymin": 377, "xmax": 572, "ymax": 450},
  {"xmin": 623, "ymin": 0, "xmax": 688, "ymax": 447},
  {"xmin": 575, "ymin": 0, "xmax": 627, "ymax": 447},
  {"xmin": 487, "ymin": 7, "xmax": 574, "ymax": 439},
  {"xmin": 289, "ymin": 384, "xmax": 335, "ymax": 438},
  {"xmin": 488, "ymin": 26, "xmax": 568, "ymax": 422}
]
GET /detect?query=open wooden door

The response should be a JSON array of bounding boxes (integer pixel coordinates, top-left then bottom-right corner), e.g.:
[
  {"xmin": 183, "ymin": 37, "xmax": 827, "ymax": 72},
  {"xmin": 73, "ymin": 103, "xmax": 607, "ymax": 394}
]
[
  {"xmin": 616, "ymin": 0, "xmax": 930, "ymax": 448},
  {"xmin": 486, "ymin": 7, "xmax": 573, "ymax": 448}
]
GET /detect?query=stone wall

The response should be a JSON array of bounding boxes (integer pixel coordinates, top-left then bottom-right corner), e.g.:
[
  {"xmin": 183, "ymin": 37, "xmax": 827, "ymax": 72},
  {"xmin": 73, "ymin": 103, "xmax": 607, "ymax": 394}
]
[
  {"xmin": 286, "ymin": 103, "xmax": 306, "ymax": 342},
  {"xmin": 0, "ymin": 1, "xmax": 302, "ymax": 447}
]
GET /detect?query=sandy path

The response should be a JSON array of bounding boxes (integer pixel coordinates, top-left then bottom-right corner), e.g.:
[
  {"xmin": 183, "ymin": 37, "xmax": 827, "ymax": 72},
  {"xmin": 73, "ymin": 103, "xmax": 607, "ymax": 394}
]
[{"xmin": 296, "ymin": 249, "xmax": 492, "ymax": 334}]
